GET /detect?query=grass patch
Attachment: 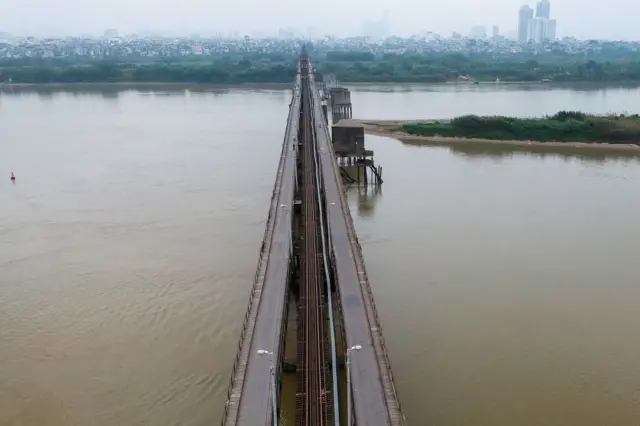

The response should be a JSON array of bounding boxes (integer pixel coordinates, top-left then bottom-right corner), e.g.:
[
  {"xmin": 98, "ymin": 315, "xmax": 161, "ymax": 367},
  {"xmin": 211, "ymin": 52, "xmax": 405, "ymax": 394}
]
[{"xmin": 399, "ymin": 111, "xmax": 640, "ymax": 145}]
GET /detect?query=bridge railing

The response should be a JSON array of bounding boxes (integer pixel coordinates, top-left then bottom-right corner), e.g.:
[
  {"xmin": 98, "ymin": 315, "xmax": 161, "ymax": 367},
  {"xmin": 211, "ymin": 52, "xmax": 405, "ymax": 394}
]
[
  {"xmin": 342, "ymin": 201, "xmax": 406, "ymax": 425},
  {"xmin": 221, "ymin": 162, "xmax": 281, "ymax": 425},
  {"xmin": 308, "ymin": 73, "xmax": 407, "ymax": 425},
  {"xmin": 221, "ymin": 78, "xmax": 301, "ymax": 426}
]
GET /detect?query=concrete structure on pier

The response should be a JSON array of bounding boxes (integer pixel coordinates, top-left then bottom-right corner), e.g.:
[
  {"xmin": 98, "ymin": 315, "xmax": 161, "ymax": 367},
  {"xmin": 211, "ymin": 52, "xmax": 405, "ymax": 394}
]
[
  {"xmin": 332, "ymin": 119, "xmax": 366, "ymax": 157},
  {"xmin": 221, "ymin": 54, "xmax": 402, "ymax": 426},
  {"xmin": 330, "ymin": 87, "xmax": 352, "ymax": 120},
  {"xmin": 332, "ymin": 119, "xmax": 383, "ymax": 186},
  {"xmin": 323, "ymin": 74, "xmax": 339, "ymax": 91}
]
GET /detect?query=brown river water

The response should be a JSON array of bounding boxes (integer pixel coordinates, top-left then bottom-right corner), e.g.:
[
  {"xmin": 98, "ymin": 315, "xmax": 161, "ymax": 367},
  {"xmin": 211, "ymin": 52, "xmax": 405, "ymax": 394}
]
[{"xmin": 1, "ymin": 84, "xmax": 640, "ymax": 426}]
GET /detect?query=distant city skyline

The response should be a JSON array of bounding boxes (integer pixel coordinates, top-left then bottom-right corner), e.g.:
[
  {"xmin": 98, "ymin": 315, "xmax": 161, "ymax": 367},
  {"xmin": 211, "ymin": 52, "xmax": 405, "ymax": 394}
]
[{"xmin": 0, "ymin": 0, "xmax": 639, "ymax": 41}]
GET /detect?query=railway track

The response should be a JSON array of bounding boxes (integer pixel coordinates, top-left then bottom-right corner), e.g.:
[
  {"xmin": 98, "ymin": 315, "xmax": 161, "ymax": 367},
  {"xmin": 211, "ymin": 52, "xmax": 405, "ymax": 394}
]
[{"xmin": 295, "ymin": 75, "xmax": 331, "ymax": 426}]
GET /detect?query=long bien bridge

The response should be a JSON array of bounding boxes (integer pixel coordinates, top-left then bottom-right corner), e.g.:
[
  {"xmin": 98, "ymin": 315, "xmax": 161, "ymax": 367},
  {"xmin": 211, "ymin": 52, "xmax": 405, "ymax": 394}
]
[{"xmin": 221, "ymin": 50, "xmax": 406, "ymax": 426}]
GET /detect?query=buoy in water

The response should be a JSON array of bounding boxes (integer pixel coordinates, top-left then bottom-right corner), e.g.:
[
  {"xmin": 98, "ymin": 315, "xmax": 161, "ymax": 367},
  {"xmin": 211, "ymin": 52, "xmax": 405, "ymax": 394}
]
[{"xmin": 10, "ymin": 172, "xmax": 15, "ymax": 181}]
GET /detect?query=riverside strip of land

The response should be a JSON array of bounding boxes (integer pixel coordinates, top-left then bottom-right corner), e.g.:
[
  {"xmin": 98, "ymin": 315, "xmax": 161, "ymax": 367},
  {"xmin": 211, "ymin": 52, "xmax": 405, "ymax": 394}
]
[
  {"xmin": 6, "ymin": 52, "xmax": 640, "ymax": 85},
  {"xmin": 356, "ymin": 112, "xmax": 640, "ymax": 151}
]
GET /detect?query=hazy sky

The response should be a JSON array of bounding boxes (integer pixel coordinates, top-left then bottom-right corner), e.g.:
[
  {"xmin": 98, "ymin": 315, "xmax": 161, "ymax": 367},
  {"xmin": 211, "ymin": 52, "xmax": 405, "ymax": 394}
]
[{"xmin": 0, "ymin": 0, "xmax": 636, "ymax": 40}]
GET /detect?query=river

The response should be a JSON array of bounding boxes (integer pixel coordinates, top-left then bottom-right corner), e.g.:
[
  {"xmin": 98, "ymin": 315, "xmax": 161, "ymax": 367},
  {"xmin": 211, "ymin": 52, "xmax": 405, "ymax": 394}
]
[{"xmin": 1, "ymin": 84, "xmax": 639, "ymax": 426}]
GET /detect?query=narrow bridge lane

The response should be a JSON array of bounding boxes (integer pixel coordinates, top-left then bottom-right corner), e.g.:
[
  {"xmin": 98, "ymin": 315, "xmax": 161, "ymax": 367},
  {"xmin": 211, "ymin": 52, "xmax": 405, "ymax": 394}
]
[{"xmin": 221, "ymin": 75, "xmax": 301, "ymax": 426}]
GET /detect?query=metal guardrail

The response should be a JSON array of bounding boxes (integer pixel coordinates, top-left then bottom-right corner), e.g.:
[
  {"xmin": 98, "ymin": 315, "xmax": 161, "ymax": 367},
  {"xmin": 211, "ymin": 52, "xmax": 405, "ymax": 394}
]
[
  {"xmin": 308, "ymin": 73, "xmax": 407, "ymax": 425},
  {"xmin": 221, "ymin": 75, "xmax": 302, "ymax": 426}
]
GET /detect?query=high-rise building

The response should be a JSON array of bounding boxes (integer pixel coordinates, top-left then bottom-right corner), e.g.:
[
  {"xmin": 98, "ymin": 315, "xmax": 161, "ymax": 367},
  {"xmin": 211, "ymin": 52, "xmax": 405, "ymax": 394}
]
[
  {"xmin": 536, "ymin": 0, "xmax": 551, "ymax": 18},
  {"xmin": 527, "ymin": 17, "xmax": 556, "ymax": 42},
  {"xmin": 103, "ymin": 29, "xmax": 118, "ymax": 39},
  {"xmin": 546, "ymin": 19, "xmax": 557, "ymax": 40},
  {"xmin": 470, "ymin": 26, "xmax": 487, "ymax": 39},
  {"xmin": 527, "ymin": 18, "xmax": 545, "ymax": 43},
  {"xmin": 518, "ymin": 5, "xmax": 534, "ymax": 42},
  {"xmin": 492, "ymin": 26, "xmax": 500, "ymax": 38},
  {"xmin": 380, "ymin": 10, "xmax": 390, "ymax": 37}
]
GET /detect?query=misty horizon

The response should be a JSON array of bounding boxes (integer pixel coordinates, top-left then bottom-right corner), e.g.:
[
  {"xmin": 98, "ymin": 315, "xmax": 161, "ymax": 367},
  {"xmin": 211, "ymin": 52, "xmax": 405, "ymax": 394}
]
[{"xmin": 0, "ymin": 0, "xmax": 638, "ymax": 41}]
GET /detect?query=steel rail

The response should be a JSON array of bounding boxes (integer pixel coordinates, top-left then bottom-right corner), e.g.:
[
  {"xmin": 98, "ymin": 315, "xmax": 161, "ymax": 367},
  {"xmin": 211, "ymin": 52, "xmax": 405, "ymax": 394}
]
[
  {"xmin": 308, "ymin": 70, "xmax": 407, "ymax": 426},
  {"xmin": 301, "ymin": 77, "xmax": 325, "ymax": 425},
  {"xmin": 307, "ymin": 79, "xmax": 341, "ymax": 426}
]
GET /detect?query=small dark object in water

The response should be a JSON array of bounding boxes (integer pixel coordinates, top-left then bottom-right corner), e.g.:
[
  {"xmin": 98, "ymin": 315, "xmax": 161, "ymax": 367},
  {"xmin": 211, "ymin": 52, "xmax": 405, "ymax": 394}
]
[{"xmin": 10, "ymin": 172, "xmax": 15, "ymax": 181}]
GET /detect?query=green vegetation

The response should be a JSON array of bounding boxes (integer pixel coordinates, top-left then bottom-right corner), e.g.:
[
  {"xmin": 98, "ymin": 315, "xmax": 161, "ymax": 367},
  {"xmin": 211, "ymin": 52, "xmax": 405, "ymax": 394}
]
[
  {"xmin": 400, "ymin": 112, "xmax": 640, "ymax": 145},
  {"xmin": 320, "ymin": 52, "xmax": 640, "ymax": 83},
  {"xmin": 6, "ymin": 52, "xmax": 640, "ymax": 84},
  {"xmin": 0, "ymin": 55, "xmax": 298, "ymax": 84}
]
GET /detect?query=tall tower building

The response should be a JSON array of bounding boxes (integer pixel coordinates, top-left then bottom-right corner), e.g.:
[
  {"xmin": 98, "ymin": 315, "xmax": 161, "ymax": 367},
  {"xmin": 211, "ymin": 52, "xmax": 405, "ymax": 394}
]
[
  {"xmin": 470, "ymin": 26, "xmax": 487, "ymax": 39},
  {"xmin": 546, "ymin": 19, "xmax": 557, "ymax": 40},
  {"xmin": 527, "ymin": 17, "xmax": 556, "ymax": 42},
  {"xmin": 527, "ymin": 18, "xmax": 546, "ymax": 43},
  {"xmin": 518, "ymin": 5, "xmax": 534, "ymax": 42},
  {"xmin": 380, "ymin": 10, "xmax": 391, "ymax": 37},
  {"xmin": 536, "ymin": 0, "xmax": 551, "ymax": 18},
  {"xmin": 103, "ymin": 29, "xmax": 119, "ymax": 39}
]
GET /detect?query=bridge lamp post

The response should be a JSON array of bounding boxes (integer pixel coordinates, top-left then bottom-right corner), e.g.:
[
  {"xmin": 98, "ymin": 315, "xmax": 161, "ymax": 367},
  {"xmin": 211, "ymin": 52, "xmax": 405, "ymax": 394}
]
[
  {"xmin": 257, "ymin": 349, "xmax": 279, "ymax": 426},
  {"xmin": 346, "ymin": 344, "xmax": 362, "ymax": 426}
]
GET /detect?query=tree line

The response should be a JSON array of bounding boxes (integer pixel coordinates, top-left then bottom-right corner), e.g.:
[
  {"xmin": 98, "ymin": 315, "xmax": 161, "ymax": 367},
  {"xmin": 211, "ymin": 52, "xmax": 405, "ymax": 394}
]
[
  {"xmin": 4, "ymin": 51, "xmax": 640, "ymax": 84},
  {"xmin": 401, "ymin": 111, "xmax": 640, "ymax": 144}
]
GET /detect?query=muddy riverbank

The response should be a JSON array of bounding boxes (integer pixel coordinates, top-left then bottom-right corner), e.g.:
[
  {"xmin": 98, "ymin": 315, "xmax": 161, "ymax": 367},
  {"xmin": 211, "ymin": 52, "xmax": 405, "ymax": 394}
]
[{"xmin": 355, "ymin": 119, "xmax": 640, "ymax": 152}]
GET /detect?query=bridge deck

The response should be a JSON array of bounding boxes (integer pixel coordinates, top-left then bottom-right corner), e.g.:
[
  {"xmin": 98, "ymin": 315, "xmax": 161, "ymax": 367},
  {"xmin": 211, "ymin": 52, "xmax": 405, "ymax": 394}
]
[
  {"xmin": 310, "ymin": 73, "xmax": 406, "ymax": 426},
  {"xmin": 221, "ymin": 76, "xmax": 301, "ymax": 426}
]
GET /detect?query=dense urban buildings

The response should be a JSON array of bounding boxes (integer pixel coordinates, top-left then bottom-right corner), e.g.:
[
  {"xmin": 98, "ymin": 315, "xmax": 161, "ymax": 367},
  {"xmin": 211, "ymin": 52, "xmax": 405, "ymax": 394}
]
[
  {"xmin": 3, "ymin": 27, "xmax": 640, "ymax": 85},
  {"xmin": 0, "ymin": 33, "xmax": 626, "ymax": 65}
]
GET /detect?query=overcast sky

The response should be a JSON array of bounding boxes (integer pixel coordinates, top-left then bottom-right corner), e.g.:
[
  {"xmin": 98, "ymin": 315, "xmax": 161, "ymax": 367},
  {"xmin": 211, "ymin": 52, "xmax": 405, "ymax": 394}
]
[{"xmin": 0, "ymin": 0, "xmax": 635, "ymax": 40}]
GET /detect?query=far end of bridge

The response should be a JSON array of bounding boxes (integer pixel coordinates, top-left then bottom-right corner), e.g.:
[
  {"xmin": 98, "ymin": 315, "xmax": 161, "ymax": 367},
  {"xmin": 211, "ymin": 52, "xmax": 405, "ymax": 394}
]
[{"xmin": 221, "ymin": 48, "xmax": 405, "ymax": 426}]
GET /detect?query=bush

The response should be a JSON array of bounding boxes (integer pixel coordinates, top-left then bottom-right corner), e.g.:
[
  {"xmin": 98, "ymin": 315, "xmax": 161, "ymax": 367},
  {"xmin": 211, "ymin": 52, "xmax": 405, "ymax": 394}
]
[
  {"xmin": 400, "ymin": 113, "xmax": 640, "ymax": 145},
  {"xmin": 551, "ymin": 111, "xmax": 587, "ymax": 121}
]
